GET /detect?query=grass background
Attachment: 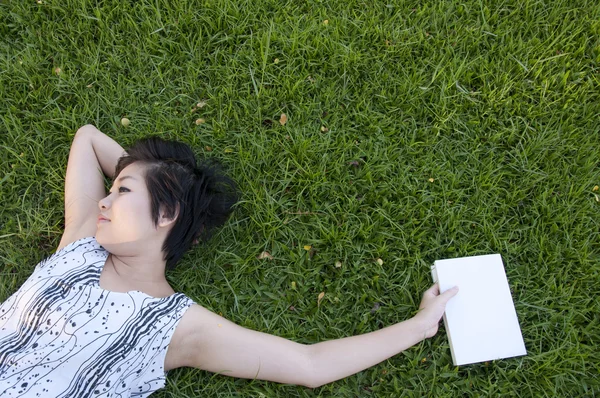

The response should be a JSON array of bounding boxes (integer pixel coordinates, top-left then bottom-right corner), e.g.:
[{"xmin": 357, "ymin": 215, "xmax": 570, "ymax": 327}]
[{"xmin": 1, "ymin": 0, "xmax": 599, "ymax": 396}]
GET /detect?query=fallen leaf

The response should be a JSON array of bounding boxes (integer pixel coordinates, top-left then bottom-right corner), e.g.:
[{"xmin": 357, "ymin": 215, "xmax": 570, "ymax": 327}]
[
  {"xmin": 376, "ymin": 258, "xmax": 384, "ymax": 266},
  {"xmin": 317, "ymin": 292, "xmax": 325, "ymax": 307},
  {"xmin": 257, "ymin": 251, "xmax": 273, "ymax": 260},
  {"xmin": 224, "ymin": 148, "xmax": 233, "ymax": 153},
  {"xmin": 120, "ymin": 118, "xmax": 130, "ymax": 127},
  {"xmin": 86, "ymin": 83, "xmax": 93, "ymax": 88},
  {"xmin": 53, "ymin": 67, "xmax": 61, "ymax": 75},
  {"xmin": 428, "ymin": 178, "xmax": 434, "ymax": 183},
  {"xmin": 195, "ymin": 118, "xmax": 206, "ymax": 125},
  {"xmin": 303, "ymin": 245, "xmax": 312, "ymax": 251},
  {"xmin": 335, "ymin": 260, "xmax": 342, "ymax": 268},
  {"xmin": 595, "ymin": 193, "xmax": 600, "ymax": 203},
  {"xmin": 218, "ymin": 324, "xmax": 222, "ymax": 328},
  {"xmin": 279, "ymin": 113, "xmax": 288, "ymax": 125},
  {"xmin": 371, "ymin": 302, "xmax": 380, "ymax": 314},
  {"xmin": 274, "ymin": 58, "xmax": 280, "ymax": 64},
  {"xmin": 421, "ymin": 357, "xmax": 427, "ymax": 363},
  {"xmin": 323, "ymin": 19, "xmax": 329, "ymax": 25},
  {"xmin": 289, "ymin": 305, "xmax": 296, "ymax": 311},
  {"xmin": 196, "ymin": 101, "xmax": 207, "ymax": 108},
  {"xmin": 593, "ymin": 185, "xmax": 599, "ymax": 192},
  {"xmin": 205, "ymin": 145, "xmax": 213, "ymax": 152},
  {"xmin": 320, "ymin": 126, "xmax": 328, "ymax": 132},
  {"xmin": 291, "ymin": 281, "xmax": 296, "ymax": 289}
]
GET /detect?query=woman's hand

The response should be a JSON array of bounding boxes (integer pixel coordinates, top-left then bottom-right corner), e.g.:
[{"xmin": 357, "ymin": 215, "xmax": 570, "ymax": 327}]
[{"xmin": 415, "ymin": 284, "xmax": 459, "ymax": 339}]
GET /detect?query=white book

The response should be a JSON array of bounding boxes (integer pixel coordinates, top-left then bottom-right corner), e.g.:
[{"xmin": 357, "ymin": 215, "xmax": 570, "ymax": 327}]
[{"xmin": 431, "ymin": 254, "xmax": 527, "ymax": 366}]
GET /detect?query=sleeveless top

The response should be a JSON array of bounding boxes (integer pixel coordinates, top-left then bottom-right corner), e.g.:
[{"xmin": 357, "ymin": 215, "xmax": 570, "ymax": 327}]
[{"xmin": 0, "ymin": 236, "xmax": 195, "ymax": 397}]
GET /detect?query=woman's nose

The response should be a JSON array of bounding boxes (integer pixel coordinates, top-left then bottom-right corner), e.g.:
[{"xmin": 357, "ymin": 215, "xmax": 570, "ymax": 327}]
[{"xmin": 98, "ymin": 194, "xmax": 112, "ymax": 210}]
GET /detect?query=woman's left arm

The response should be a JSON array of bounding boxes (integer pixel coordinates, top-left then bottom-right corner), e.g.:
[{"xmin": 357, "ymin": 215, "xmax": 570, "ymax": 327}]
[
  {"xmin": 174, "ymin": 284, "xmax": 457, "ymax": 388},
  {"xmin": 307, "ymin": 284, "xmax": 458, "ymax": 387}
]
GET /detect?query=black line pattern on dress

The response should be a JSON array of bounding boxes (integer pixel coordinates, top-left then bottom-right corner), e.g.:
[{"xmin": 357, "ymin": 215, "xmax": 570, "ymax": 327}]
[{"xmin": 0, "ymin": 237, "xmax": 194, "ymax": 397}]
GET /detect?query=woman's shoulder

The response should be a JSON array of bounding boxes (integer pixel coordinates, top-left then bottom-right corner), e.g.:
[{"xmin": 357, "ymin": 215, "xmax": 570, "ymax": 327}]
[
  {"xmin": 54, "ymin": 235, "xmax": 102, "ymax": 256},
  {"xmin": 34, "ymin": 236, "xmax": 105, "ymax": 274}
]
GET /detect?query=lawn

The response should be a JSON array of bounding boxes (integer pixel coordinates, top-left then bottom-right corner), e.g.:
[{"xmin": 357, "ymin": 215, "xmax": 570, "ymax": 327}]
[{"xmin": 1, "ymin": 0, "xmax": 599, "ymax": 396}]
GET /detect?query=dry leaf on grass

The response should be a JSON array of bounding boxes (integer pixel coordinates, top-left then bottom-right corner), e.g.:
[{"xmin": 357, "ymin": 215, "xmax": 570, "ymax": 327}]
[
  {"xmin": 317, "ymin": 292, "xmax": 325, "ymax": 307},
  {"xmin": 257, "ymin": 251, "xmax": 273, "ymax": 260},
  {"xmin": 279, "ymin": 113, "xmax": 288, "ymax": 125}
]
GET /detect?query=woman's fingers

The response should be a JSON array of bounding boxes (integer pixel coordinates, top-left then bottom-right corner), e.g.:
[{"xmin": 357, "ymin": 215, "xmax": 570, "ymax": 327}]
[
  {"xmin": 439, "ymin": 286, "xmax": 459, "ymax": 302},
  {"xmin": 424, "ymin": 283, "xmax": 440, "ymax": 297}
]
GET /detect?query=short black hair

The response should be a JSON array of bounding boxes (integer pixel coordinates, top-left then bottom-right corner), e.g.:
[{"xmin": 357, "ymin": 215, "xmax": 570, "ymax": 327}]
[{"xmin": 114, "ymin": 136, "xmax": 239, "ymax": 270}]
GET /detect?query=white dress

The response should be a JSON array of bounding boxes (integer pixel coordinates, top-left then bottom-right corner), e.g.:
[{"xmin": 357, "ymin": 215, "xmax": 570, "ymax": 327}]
[{"xmin": 0, "ymin": 236, "xmax": 195, "ymax": 397}]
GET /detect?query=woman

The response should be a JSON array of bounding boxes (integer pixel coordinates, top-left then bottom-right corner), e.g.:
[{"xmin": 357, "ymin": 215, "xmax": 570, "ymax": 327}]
[{"xmin": 0, "ymin": 125, "xmax": 458, "ymax": 397}]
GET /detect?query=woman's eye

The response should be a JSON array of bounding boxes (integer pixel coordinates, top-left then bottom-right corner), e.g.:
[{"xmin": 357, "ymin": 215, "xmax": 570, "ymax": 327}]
[{"xmin": 118, "ymin": 187, "xmax": 129, "ymax": 193}]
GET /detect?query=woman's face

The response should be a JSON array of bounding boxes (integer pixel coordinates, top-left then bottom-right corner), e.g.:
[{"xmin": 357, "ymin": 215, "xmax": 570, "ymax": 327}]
[{"xmin": 96, "ymin": 162, "xmax": 159, "ymax": 252}]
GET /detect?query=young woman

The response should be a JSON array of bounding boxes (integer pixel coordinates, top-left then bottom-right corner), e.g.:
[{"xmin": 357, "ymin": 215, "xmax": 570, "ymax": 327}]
[{"xmin": 0, "ymin": 125, "xmax": 458, "ymax": 397}]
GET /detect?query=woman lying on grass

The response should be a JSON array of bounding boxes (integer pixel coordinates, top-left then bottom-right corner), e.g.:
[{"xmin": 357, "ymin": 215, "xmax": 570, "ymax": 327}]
[{"xmin": 0, "ymin": 125, "xmax": 458, "ymax": 397}]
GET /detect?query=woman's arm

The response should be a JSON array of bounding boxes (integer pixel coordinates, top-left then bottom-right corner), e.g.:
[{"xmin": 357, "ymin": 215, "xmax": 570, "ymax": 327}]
[
  {"xmin": 85, "ymin": 124, "xmax": 127, "ymax": 179},
  {"xmin": 308, "ymin": 284, "xmax": 458, "ymax": 388},
  {"xmin": 57, "ymin": 125, "xmax": 126, "ymax": 251},
  {"xmin": 173, "ymin": 284, "xmax": 458, "ymax": 389}
]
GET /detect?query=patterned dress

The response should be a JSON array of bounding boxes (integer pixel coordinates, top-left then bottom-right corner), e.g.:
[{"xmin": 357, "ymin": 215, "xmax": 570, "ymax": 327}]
[{"xmin": 0, "ymin": 237, "xmax": 195, "ymax": 397}]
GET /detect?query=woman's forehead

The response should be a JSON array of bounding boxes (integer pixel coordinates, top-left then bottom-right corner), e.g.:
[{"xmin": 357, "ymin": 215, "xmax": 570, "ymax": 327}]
[{"xmin": 115, "ymin": 163, "xmax": 146, "ymax": 183}]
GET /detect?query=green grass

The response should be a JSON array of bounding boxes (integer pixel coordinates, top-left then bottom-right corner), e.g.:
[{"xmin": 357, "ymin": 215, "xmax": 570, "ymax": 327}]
[{"xmin": 1, "ymin": 0, "xmax": 599, "ymax": 396}]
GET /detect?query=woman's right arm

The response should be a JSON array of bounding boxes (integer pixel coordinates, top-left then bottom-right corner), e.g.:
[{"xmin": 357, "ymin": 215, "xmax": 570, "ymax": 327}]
[
  {"xmin": 87, "ymin": 125, "xmax": 128, "ymax": 180},
  {"xmin": 57, "ymin": 125, "xmax": 126, "ymax": 252}
]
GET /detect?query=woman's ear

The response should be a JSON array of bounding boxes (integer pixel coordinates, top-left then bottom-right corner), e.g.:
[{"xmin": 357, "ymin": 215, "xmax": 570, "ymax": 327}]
[{"xmin": 158, "ymin": 204, "xmax": 179, "ymax": 228}]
